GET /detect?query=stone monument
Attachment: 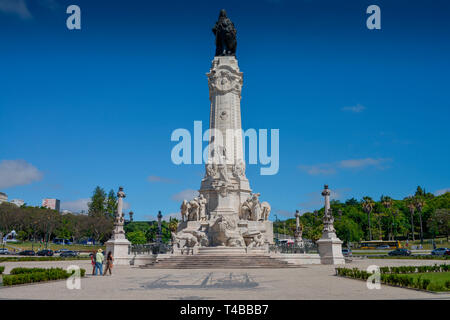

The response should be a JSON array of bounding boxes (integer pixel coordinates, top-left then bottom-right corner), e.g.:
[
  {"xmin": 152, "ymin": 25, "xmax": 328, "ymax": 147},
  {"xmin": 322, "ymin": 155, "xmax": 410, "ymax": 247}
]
[
  {"xmin": 172, "ymin": 10, "xmax": 273, "ymax": 254},
  {"xmin": 316, "ymin": 185, "xmax": 345, "ymax": 264},
  {"xmin": 294, "ymin": 210, "xmax": 304, "ymax": 246},
  {"xmin": 105, "ymin": 186, "xmax": 131, "ymax": 265}
]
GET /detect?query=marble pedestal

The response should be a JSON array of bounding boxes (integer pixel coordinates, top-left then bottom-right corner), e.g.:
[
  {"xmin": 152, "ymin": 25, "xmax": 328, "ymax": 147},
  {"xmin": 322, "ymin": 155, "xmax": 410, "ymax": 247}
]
[
  {"xmin": 105, "ymin": 238, "xmax": 131, "ymax": 266},
  {"xmin": 317, "ymin": 237, "xmax": 345, "ymax": 265}
]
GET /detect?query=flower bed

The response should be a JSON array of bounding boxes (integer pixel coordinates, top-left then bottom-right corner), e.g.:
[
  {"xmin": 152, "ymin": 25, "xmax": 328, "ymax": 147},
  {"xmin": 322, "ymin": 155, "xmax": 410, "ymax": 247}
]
[
  {"xmin": 335, "ymin": 264, "xmax": 450, "ymax": 292},
  {"xmin": 2, "ymin": 267, "xmax": 86, "ymax": 286}
]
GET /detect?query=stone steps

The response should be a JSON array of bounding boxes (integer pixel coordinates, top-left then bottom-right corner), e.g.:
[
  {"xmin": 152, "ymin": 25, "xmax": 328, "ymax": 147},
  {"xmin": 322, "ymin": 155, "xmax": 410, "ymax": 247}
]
[{"xmin": 140, "ymin": 255, "xmax": 302, "ymax": 269}]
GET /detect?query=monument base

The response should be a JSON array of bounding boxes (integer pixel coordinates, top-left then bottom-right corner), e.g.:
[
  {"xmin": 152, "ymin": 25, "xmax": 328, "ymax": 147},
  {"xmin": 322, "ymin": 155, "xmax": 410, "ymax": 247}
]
[
  {"xmin": 105, "ymin": 238, "xmax": 131, "ymax": 266},
  {"xmin": 317, "ymin": 237, "xmax": 345, "ymax": 265}
]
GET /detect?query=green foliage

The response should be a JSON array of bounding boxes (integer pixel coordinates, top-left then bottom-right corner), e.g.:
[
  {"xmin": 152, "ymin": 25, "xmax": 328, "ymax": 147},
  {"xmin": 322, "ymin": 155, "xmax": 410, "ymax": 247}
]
[
  {"xmin": 2, "ymin": 267, "xmax": 86, "ymax": 286},
  {"xmin": 336, "ymin": 265, "xmax": 450, "ymax": 292},
  {"xmin": 105, "ymin": 189, "xmax": 118, "ymax": 219},
  {"xmin": 276, "ymin": 190, "xmax": 450, "ymax": 244},
  {"xmin": 88, "ymin": 186, "xmax": 107, "ymax": 217},
  {"xmin": 0, "ymin": 265, "xmax": 4, "ymax": 274},
  {"xmin": 126, "ymin": 230, "xmax": 147, "ymax": 244}
]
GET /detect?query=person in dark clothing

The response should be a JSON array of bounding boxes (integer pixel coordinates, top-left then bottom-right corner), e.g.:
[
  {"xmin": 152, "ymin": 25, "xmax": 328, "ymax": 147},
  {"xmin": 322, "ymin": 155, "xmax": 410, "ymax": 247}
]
[{"xmin": 103, "ymin": 251, "xmax": 114, "ymax": 276}]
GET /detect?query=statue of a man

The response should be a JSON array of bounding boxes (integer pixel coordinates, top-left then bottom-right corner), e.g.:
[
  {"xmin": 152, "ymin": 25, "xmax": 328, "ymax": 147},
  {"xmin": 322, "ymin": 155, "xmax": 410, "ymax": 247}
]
[
  {"xmin": 212, "ymin": 9, "xmax": 237, "ymax": 56},
  {"xmin": 198, "ymin": 194, "xmax": 207, "ymax": 221}
]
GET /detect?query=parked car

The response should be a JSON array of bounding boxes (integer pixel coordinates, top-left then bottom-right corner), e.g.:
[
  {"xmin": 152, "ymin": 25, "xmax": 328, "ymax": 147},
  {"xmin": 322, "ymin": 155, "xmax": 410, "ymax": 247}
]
[
  {"xmin": 0, "ymin": 248, "xmax": 13, "ymax": 255},
  {"xmin": 376, "ymin": 245, "xmax": 390, "ymax": 250},
  {"xmin": 18, "ymin": 250, "xmax": 36, "ymax": 256},
  {"xmin": 36, "ymin": 249, "xmax": 54, "ymax": 256},
  {"xmin": 431, "ymin": 248, "xmax": 449, "ymax": 256},
  {"xmin": 342, "ymin": 248, "xmax": 352, "ymax": 257},
  {"xmin": 60, "ymin": 250, "xmax": 78, "ymax": 257},
  {"xmin": 388, "ymin": 248, "xmax": 411, "ymax": 256},
  {"xmin": 55, "ymin": 248, "xmax": 70, "ymax": 254}
]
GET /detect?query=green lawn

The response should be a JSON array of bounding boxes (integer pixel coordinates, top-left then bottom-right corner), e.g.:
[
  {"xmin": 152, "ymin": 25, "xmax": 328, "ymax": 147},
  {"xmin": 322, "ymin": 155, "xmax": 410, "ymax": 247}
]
[{"xmin": 398, "ymin": 272, "xmax": 450, "ymax": 292}]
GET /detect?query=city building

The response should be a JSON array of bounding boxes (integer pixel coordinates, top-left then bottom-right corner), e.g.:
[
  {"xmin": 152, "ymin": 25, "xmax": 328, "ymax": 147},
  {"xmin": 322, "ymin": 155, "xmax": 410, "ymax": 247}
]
[
  {"xmin": 10, "ymin": 199, "xmax": 25, "ymax": 207},
  {"xmin": 0, "ymin": 192, "xmax": 7, "ymax": 204},
  {"xmin": 42, "ymin": 198, "xmax": 61, "ymax": 212}
]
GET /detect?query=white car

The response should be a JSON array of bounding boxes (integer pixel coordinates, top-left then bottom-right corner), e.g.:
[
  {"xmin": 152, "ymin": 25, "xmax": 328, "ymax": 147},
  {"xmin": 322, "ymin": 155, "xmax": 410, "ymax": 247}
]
[{"xmin": 0, "ymin": 248, "xmax": 12, "ymax": 255}]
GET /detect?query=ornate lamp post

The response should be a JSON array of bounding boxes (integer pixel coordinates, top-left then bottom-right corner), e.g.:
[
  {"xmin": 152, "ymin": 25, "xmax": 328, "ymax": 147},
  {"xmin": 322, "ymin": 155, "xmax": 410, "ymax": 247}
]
[{"xmin": 129, "ymin": 211, "xmax": 134, "ymax": 222}]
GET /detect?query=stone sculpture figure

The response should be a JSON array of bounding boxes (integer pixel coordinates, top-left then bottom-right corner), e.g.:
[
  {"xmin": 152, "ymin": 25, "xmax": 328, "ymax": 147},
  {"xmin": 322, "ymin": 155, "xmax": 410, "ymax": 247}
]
[
  {"xmin": 198, "ymin": 194, "xmax": 207, "ymax": 221},
  {"xmin": 180, "ymin": 200, "xmax": 189, "ymax": 222},
  {"xmin": 260, "ymin": 201, "xmax": 271, "ymax": 221},
  {"xmin": 210, "ymin": 215, "xmax": 244, "ymax": 247},
  {"xmin": 212, "ymin": 9, "xmax": 237, "ymax": 56},
  {"xmin": 188, "ymin": 198, "xmax": 200, "ymax": 221}
]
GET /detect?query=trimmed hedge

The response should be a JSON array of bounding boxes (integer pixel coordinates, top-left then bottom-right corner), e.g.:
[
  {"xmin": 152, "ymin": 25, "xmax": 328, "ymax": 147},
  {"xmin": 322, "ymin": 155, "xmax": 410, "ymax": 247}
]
[
  {"xmin": 2, "ymin": 267, "xmax": 86, "ymax": 286},
  {"xmin": 0, "ymin": 266, "xmax": 4, "ymax": 274},
  {"xmin": 0, "ymin": 256, "xmax": 90, "ymax": 263},
  {"xmin": 335, "ymin": 265, "xmax": 450, "ymax": 291}
]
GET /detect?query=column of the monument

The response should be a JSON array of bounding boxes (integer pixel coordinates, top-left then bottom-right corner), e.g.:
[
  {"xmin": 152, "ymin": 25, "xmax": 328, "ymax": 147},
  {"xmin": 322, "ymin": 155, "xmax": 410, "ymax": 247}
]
[
  {"xmin": 317, "ymin": 185, "xmax": 345, "ymax": 265},
  {"xmin": 201, "ymin": 56, "xmax": 246, "ymax": 217},
  {"xmin": 105, "ymin": 186, "xmax": 131, "ymax": 265}
]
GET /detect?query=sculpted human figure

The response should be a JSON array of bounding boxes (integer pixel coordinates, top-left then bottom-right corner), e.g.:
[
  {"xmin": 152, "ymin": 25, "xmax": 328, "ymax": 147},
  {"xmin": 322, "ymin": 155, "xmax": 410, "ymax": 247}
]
[
  {"xmin": 188, "ymin": 198, "xmax": 200, "ymax": 221},
  {"xmin": 212, "ymin": 9, "xmax": 237, "ymax": 56},
  {"xmin": 180, "ymin": 199, "xmax": 190, "ymax": 222},
  {"xmin": 198, "ymin": 194, "xmax": 207, "ymax": 221},
  {"xmin": 250, "ymin": 193, "xmax": 261, "ymax": 221}
]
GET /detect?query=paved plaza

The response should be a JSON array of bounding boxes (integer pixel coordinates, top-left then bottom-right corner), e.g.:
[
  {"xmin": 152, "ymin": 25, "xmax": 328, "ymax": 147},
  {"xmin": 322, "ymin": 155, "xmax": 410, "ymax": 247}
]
[{"xmin": 0, "ymin": 259, "xmax": 449, "ymax": 300}]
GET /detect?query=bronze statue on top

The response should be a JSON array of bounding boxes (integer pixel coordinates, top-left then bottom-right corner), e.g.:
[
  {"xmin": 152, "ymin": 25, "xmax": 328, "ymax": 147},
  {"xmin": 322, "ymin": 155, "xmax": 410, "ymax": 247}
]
[{"xmin": 212, "ymin": 9, "xmax": 237, "ymax": 56}]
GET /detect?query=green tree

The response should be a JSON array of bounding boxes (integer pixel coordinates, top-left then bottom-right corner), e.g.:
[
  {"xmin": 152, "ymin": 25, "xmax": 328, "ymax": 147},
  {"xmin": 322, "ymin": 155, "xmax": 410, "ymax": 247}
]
[
  {"xmin": 126, "ymin": 230, "xmax": 147, "ymax": 244},
  {"xmin": 361, "ymin": 196, "xmax": 375, "ymax": 240},
  {"xmin": 88, "ymin": 186, "xmax": 107, "ymax": 217},
  {"xmin": 405, "ymin": 196, "xmax": 416, "ymax": 241},
  {"xmin": 105, "ymin": 189, "xmax": 118, "ymax": 219},
  {"xmin": 414, "ymin": 196, "xmax": 426, "ymax": 244}
]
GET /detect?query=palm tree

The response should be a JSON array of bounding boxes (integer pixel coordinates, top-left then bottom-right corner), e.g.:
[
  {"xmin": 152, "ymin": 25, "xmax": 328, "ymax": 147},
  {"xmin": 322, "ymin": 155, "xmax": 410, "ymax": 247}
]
[
  {"xmin": 362, "ymin": 196, "xmax": 375, "ymax": 240},
  {"xmin": 381, "ymin": 195, "xmax": 393, "ymax": 239},
  {"xmin": 414, "ymin": 197, "xmax": 425, "ymax": 244},
  {"xmin": 405, "ymin": 196, "xmax": 416, "ymax": 241}
]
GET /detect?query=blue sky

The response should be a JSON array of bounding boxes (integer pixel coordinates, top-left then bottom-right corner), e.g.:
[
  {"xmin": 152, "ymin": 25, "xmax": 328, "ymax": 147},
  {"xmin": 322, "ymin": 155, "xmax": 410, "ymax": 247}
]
[{"xmin": 1, "ymin": 0, "xmax": 449, "ymax": 221}]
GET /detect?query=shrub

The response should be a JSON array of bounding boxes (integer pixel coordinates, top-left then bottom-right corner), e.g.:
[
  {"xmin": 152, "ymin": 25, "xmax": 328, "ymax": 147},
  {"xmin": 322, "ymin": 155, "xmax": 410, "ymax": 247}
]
[
  {"xmin": 426, "ymin": 282, "xmax": 446, "ymax": 292},
  {"xmin": 2, "ymin": 267, "xmax": 86, "ymax": 286},
  {"xmin": 0, "ymin": 266, "xmax": 5, "ymax": 274}
]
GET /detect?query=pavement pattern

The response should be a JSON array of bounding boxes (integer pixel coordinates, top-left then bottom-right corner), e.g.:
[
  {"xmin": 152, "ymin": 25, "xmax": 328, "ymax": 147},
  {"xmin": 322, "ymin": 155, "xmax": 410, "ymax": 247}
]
[{"xmin": 0, "ymin": 259, "xmax": 449, "ymax": 300}]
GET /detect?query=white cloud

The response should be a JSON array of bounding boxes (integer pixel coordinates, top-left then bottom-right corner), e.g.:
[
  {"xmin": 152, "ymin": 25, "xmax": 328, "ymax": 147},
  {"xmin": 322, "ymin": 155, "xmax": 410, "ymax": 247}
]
[
  {"xmin": 341, "ymin": 104, "xmax": 366, "ymax": 113},
  {"xmin": 0, "ymin": 159, "xmax": 43, "ymax": 189},
  {"xmin": 61, "ymin": 198, "xmax": 90, "ymax": 213},
  {"xmin": 298, "ymin": 164, "xmax": 336, "ymax": 175},
  {"xmin": 0, "ymin": 0, "xmax": 32, "ymax": 19},
  {"xmin": 339, "ymin": 158, "xmax": 391, "ymax": 169},
  {"xmin": 435, "ymin": 188, "xmax": 450, "ymax": 196},
  {"xmin": 171, "ymin": 189, "xmax": 198, "ymax": 201},
  {"xmin": 299, "ymin": 158, "xmax": 392, "ymax": 176},
  {"xmin": 147, "ymin": 175, "xmax": 176, "ymax": 183}
]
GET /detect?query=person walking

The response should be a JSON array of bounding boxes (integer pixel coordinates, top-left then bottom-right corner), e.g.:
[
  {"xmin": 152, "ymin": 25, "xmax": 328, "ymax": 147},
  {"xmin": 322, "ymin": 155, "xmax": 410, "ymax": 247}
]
[
  {"xmin": 94, "ymin": 248, "xmax": 104, "ymax": 275},
  {"xmin": 90, "ymin": 251, "xmax": 96, "ymax": 275},
  {"xmin": 103, "ymin": 251, "xmax": 114, "ymax": 276}
]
